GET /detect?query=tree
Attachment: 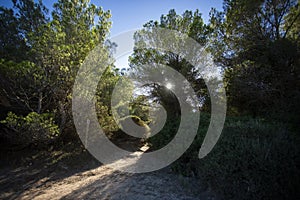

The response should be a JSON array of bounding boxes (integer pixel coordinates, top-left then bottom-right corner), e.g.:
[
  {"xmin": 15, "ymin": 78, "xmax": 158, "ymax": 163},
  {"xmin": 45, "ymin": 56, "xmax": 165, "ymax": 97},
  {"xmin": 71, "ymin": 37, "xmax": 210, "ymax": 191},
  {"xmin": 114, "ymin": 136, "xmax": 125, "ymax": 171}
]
[
  {"xmin": 0, "ymin": 0, "xmax": 114, "ymax": 138},
  {"xmin": 0, "ymin": 0, "xmax": 49, "ymax": 112},
  {"xmin": 0, "ymin": 0, "xmax": 49, "ymax": 62},
  {"xmin": 12, "ymin": 0, "xmax": 49, "ymax": 42},
  {"xmin": 0, "ymin": 7, "xmax": 23, "ymax": 62},
  {"xmin": 130, "ymin": 9, "xmax": 213, "ymax": 115},
  {"xmin": 209, "ymin": 0, "xmax": 300, "ymax": 116},
  {"xmin": 30, "ymin": 0, "xmax": 112, "ymax": 134}
]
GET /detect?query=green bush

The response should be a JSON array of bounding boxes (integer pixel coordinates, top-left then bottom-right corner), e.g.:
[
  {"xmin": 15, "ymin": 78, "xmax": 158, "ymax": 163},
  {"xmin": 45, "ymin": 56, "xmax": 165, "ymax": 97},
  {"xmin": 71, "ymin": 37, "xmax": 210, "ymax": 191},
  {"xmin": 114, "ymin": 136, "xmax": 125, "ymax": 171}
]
[
  {"xmin": 148, "ymin": 117, "xmax": 180, "ymax": 150},
  {"xmin": 193, "ymin": 118, "xmax": 299, "ymax": 199},
  {"xmin": 1, "ymin": 112, "xmax": 59, "ymax": 148},
  {"xmin": 149, "ymin": 114, "xmax": 300, "ymax": 199}
]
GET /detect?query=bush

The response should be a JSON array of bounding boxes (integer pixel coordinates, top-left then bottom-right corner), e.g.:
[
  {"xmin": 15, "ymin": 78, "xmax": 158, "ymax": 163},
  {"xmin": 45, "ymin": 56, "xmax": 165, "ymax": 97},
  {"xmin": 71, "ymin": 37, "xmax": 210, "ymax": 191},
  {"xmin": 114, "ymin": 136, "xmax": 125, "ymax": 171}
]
[
  {"xmin": 148, "ymin": 117, "xmax": 180, "ymax": 150},
  {"xmin": 193, "ymin": 118, "xmax": 299, "ymax": 199},
  {"xmin": 1, "ymin": 112, "xmax": 59, "ymax": 148},
  {"xmin": 149, "ymin": 114, "xmax": 300, "ymax": 199}
]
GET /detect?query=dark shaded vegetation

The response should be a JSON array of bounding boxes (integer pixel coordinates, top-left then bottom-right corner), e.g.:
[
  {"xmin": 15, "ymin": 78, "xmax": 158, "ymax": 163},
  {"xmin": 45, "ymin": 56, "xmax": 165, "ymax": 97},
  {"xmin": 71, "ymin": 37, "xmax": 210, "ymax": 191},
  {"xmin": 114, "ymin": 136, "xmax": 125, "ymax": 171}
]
[
  {"xmin": 151, "ymin": 113, "xmax": 300, "ymax": 199},
  {"xmin": 0, "ymin": 0, "xmax": 299, "ymax": 199}
]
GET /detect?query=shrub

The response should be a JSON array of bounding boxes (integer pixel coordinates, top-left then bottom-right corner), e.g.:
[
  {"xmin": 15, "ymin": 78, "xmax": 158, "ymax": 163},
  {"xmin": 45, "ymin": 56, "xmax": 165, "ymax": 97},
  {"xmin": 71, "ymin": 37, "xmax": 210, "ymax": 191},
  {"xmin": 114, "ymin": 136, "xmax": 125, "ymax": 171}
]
[
  {"xmin": 149, "ymin": 114, "xmax": 300, "ymax": 199},
  {"xmin": 1, "ymin": 112, "xmax": 59, "ymax": 148},
  {"xmin": 192, "ymin": 118, "xmax": 299, "ymax": 199},
  {"xmin": 148, "ymin": 117, "xmax": 180, "ymax": 150}
]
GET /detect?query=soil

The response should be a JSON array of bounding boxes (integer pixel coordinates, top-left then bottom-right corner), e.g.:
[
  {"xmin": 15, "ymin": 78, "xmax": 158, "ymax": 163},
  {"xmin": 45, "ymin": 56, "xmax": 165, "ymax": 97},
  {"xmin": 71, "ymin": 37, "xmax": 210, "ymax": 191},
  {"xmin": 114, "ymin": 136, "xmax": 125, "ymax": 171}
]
[{"xmin": 0, "ymin": 141, "xmax": 219, "ymax": 200}]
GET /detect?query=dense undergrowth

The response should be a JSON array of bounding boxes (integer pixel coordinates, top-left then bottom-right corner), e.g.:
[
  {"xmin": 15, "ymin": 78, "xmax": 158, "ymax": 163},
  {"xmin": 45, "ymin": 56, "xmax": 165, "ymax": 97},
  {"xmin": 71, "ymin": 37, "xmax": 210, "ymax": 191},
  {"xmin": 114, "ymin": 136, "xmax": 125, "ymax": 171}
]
[{"xmin": 149, "ymin": 113, "xmax": 300, "ymax": 200}]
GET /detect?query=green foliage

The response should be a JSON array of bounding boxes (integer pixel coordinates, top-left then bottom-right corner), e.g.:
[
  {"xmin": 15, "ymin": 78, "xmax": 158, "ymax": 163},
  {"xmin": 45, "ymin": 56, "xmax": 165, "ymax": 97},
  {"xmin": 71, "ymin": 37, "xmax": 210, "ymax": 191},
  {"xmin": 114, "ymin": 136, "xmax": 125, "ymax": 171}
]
[
  {"xmin": 130, "ymin": 9, "xmax": 212, "ymax": 112},
  {"xmin": 0, "ymin": 59, "xmax": 47, "ymax": 113},
  {"xmin": 162, "ymin": 115, "xmax": 300, "ymax": 199},
  {"xmin": 1, "ymin": 112, "xmax": 59, "ymax": 147},
  {"xmin": 0, "ymin": 0, "xmax": 48, "ymax": 62},
  {"xmin": 284, "ymin": 0, "xmax": 300, "ymax": 41},
  {"xmin": 148, "ymin": 117, "xmax": 180, "ymax": 150},
  {"xmin": 129, "ymin": 95, "xmax": 151, "ymax": 123},
  {"xmin": 0, "ymin": 0, "xmax": 113, "ymax": 139},
  {"xmin": 0, "ymin": 6, "xmax": 27, "ymax": 62},
  {"xmin": 95, "ymin": 67, "xmax": 123, "ymax": 134},
  {"xmin": 209, "ymin": 0, "xmax": 300, "ymax": 117}
]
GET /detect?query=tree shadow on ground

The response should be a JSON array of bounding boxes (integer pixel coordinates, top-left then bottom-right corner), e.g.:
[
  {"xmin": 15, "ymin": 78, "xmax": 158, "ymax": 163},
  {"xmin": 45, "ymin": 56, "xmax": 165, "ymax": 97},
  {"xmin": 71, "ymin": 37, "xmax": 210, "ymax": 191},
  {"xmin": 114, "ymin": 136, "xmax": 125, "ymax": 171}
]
[
  {"xmin": 60, "ymin": 170, "xmax": 209, "ymax": 200},
  {"xmin": 0, "ymin": 134, "xmax": 148, "ymax": 200},
  {"xmin": 0, "ymin": 135, "xmax": 217, "ymax": 200},
  {"xmin": 0, "ymin": 142, "xmax": 102, "ymax": 200}
]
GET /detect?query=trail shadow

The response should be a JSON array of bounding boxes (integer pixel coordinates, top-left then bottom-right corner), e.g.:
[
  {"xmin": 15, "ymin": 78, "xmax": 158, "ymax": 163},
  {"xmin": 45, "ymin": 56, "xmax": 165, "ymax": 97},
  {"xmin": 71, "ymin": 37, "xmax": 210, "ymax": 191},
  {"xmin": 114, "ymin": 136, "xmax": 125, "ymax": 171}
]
[
  {"xmin": 60, "ymin": 170, "xmax": 207, "ymax": 200},
  {"xmin": 0, "ymin": 135, "xmax": 216, "ymax": 200},
  {"xmin": 0, "ymin": 143, "xmax": 102, "ymax": 200},
  {"xmin": 0, "ymin": 134, "xmax": 146, "ymax": 200}
]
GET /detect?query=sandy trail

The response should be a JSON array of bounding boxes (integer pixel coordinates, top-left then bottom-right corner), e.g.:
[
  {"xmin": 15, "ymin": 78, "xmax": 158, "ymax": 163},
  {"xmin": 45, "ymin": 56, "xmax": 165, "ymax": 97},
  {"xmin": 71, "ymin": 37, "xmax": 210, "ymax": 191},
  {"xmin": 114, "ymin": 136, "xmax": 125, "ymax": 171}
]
[
  {"xmin": 20, "ymin": 166, "xmax": 214, "ymax": 200},
  {"xmin": 0, "ymin": 143, "xmax": 218, "ymax": 200}
]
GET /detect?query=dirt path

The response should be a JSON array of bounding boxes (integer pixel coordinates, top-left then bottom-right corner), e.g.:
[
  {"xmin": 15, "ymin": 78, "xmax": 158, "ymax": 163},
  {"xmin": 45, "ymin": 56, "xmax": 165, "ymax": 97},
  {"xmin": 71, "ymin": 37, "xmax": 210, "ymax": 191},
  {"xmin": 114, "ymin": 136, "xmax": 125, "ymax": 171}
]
[
  {"xmin": 0, "ymin": 143, "xmax": 218, "ymax": 200},
  {"xmin": 19, "ymin": 166, "xmax": 215, "ymax": 200}
]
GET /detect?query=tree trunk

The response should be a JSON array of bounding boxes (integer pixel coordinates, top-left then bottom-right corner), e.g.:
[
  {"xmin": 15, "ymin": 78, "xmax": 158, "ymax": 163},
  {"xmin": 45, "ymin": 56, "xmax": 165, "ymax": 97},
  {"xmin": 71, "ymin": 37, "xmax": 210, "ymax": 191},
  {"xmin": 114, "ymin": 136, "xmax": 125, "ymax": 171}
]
[
  {"xmin": 59, "ymin": 101, "xmax": 66, "ymax": 134},
  {"xmin": 37, "ymin": 91, "xmax": 42, "ymax": 114}
]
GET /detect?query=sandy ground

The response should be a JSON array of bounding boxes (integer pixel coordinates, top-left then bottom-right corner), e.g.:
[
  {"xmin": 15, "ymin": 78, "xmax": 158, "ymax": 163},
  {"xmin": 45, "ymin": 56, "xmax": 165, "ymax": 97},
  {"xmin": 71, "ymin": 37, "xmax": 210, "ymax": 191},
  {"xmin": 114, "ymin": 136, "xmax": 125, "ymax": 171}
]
[{"xmin": 0, "ymin": 142, "xmax": 218, "ymax": 200}]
